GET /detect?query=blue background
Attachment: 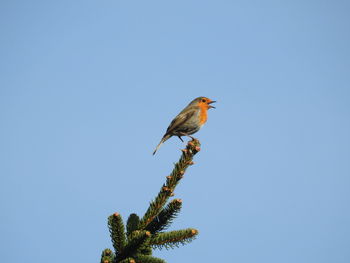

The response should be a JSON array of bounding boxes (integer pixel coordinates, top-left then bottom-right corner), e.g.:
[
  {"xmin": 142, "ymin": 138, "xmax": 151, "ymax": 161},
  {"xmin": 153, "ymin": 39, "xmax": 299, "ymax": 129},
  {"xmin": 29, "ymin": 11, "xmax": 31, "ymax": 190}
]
[{"xmin": 1, "ymin": 1, "xmax": 349, "ymax": 262}]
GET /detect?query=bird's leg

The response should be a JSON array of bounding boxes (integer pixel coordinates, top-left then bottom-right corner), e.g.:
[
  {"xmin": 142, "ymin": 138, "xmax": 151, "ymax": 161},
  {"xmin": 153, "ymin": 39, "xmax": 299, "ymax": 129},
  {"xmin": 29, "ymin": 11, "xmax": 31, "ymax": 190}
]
[
  {"xmin": 177, "ymin": 136, "xmax": 184, "ymax": 142},
  {"xmin": 188, "ymin": 135, "xmax": 196, "ymax": 140},
  {"xmin": 179, "ymin": 132, "xmax": 196, "ymax": 141}
]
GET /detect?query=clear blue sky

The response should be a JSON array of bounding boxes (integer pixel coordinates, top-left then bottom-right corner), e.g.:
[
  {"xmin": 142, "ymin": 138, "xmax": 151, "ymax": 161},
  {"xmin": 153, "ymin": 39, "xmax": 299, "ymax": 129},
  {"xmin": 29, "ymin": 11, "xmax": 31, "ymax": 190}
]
[{"xmin": 1, "ymin": 1, "xmax": 349, "ymax": 262}]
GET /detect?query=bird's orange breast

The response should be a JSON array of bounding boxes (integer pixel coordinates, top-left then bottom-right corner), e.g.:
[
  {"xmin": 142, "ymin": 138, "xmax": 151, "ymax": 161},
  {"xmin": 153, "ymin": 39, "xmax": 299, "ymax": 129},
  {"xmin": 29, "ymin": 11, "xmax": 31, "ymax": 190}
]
[{"xmin": 199, "ymin": 105, "xmax": 208, "ymax": 125}]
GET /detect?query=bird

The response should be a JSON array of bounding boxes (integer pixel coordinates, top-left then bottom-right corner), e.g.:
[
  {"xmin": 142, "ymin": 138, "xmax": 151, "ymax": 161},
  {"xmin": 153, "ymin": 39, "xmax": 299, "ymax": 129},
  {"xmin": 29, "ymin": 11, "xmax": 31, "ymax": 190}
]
[{"xmin": 153, "ymin": 96, "xmax": 216, "ymax": 155}]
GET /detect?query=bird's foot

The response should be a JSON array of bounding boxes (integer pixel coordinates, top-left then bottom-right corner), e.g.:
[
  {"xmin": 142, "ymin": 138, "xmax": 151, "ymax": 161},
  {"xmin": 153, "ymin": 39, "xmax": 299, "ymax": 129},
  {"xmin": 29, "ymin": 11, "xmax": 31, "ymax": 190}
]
[
  {"xmin": 177, "ymin": 136, "xmax": 184, "ymax": 142},
  {"xmin": 179, "ymin": 133, "xmax": 197, "ymax": 141},
  {"xmin": 188, "ymin": 135, "xmax": 197, "ymax": 141}
]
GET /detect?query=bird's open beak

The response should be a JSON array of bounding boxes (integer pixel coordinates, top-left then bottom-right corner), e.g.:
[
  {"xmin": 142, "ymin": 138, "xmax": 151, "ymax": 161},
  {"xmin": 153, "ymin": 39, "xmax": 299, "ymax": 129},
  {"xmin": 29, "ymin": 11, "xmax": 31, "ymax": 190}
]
[{"xmin": 208, "ymin": 100, "xmax": 216, "ymax": 109}]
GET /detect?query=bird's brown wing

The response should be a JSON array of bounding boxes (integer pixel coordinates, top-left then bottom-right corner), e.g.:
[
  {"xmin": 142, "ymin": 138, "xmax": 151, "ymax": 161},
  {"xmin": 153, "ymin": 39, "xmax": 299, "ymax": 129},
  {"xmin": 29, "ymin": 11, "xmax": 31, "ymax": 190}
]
[{"xmin": 165, "ymin": 107, "xmax": 197, "ymax": 135}]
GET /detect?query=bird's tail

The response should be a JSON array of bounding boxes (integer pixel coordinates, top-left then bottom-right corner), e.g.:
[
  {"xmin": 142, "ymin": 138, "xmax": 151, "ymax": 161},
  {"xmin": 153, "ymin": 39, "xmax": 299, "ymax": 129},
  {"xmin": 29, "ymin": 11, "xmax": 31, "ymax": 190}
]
[{"xmin": 153, "ymin": 134, "xmax": 171, "ymax": 155}]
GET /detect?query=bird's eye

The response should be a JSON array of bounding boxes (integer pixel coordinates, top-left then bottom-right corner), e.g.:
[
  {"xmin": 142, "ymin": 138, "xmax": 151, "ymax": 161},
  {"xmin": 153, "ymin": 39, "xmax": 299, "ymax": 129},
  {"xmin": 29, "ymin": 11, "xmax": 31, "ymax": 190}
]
[{"xmin": 202, "ymin": 99, "xmax": 206, "ymax": 102}]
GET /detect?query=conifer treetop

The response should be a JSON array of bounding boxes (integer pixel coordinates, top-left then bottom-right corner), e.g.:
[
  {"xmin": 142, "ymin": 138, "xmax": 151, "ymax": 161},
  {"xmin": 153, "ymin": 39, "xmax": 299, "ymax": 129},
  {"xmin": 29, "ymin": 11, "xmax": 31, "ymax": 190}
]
[{"xmin": 101, "ymin": 139, "xmax": 202, "ymax": 263}]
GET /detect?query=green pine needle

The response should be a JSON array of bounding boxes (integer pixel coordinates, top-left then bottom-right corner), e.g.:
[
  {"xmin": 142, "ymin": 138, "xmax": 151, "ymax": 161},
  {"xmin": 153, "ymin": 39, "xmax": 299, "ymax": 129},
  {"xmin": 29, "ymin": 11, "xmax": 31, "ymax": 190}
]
[
  {"xmin": 100, "ymin": 249, "xmax": 115, "ymax": 263},
  {"xmin": 145, "ymin": 199, "xmax": 182, "ymax": 234},
  {"xmin": 118, "ymin": 258, "xmax": 135, "ymax": 263},
  {"xmin": 117, "ymin": 230, "xmax": 151, "ymax": 261},
  {"xmin": 150, "ymin": 228, "xmax": 199, "ymax": 250},
  {"xmin": 108, "ymin": 213, "xmax": 127, "ymax": 255},
  {"xmin": 134, "ymin": 255, "xmax": 166, "ymax": 263},
  {"xmin": 127, "ymin": 213, "xmax": 140, "ymax": 238}
]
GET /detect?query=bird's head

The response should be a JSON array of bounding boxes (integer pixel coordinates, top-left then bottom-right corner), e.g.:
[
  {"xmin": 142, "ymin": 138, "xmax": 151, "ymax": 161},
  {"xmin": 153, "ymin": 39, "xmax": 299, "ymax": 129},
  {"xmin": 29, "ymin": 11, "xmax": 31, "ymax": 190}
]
[{"xmin": 192, "ymin": 97, "xmax": 216, "ymax": 109}]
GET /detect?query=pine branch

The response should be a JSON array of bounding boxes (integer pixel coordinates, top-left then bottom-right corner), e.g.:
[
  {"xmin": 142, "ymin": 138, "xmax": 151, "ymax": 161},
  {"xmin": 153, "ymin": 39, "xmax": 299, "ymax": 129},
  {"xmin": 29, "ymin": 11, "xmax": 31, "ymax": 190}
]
[
  {"xmin": 150, "ymin": 228, "xmax": 199, "ymax": 249},
  {"xmin": 118, "ymin": 258, "xmax": 135, "ymax": 263},
  {"xmin": 101, "ymin": 139, "xmax": 202, "ymax": 263},
  {"xmin": 126, "ymin": 213, "xmax": 140, "ymax": 237},
  {"xmin": 139, "ymin": 139, "xmax": 201, "ymax": 230},
  {"xmin": 134, "ymin": 255, "xmax": 166, "ymax": 263},
  {"xmin": 108, "ymin": 213, "xmax": 127, "ymax": 255},
  {"xmin": 145, "ymin": 199, "xmax": 182, "ymax": 234},
  {"xmin": 117, "ymin": 230, "xmax": 151, "ymax": 260},
  {"xmin": 138, "ymin": 244, "xmax": 152, "ymax": 256},
  {"xmin": 100, "ymin": 249, "xmax": 115, "ymax": 263}
]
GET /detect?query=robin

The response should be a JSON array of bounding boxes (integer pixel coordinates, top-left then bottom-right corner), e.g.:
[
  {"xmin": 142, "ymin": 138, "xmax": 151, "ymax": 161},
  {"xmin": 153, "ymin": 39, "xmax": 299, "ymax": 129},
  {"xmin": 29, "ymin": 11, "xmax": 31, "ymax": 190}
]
[{"xmin": 153, "ymin": 96, "xmax": 216, "ymax": 155}]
